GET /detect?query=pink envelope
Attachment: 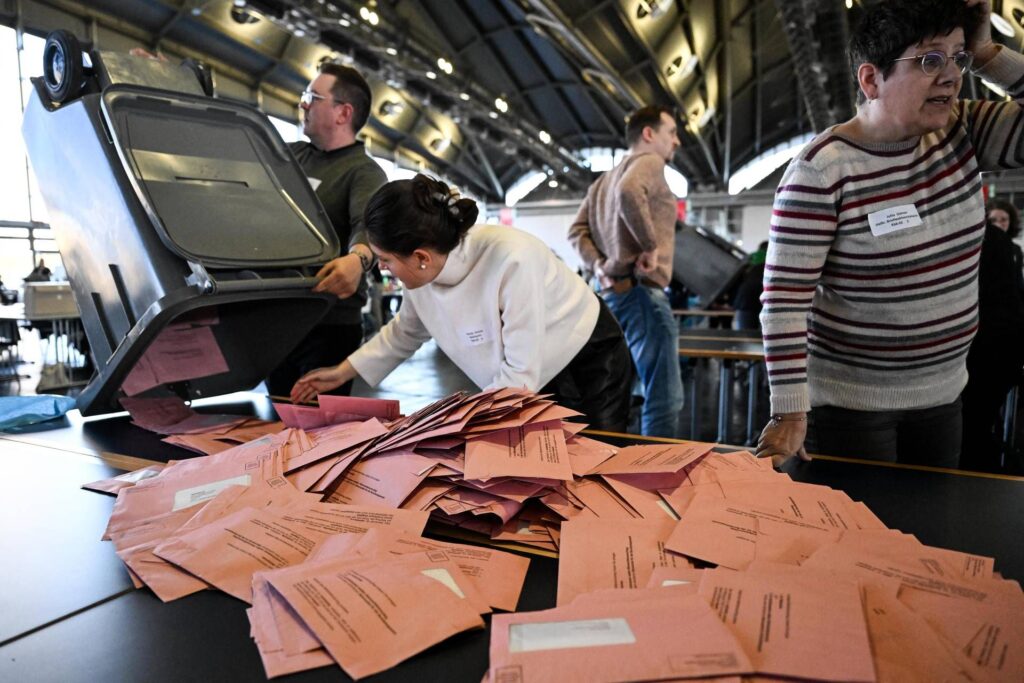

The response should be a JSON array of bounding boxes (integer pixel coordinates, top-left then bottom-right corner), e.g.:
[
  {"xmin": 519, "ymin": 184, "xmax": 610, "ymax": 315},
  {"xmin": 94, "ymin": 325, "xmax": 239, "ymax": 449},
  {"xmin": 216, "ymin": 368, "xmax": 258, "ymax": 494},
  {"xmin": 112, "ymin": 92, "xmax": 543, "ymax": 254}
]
[
  {"xmin": 464, "ymin": 420, "xmax": 573, "ymax": 482},
  {"xmin": 557, "ymin": 517, "xmax": 682, "ymax": 606},
  {"xmin": 587, "ymin": 441, "xmax": 714, "ymax": 477},
  {"xmin": 489, "ymin": 593, "xmax": 753, "ymax": 683},
  {"xmin": 697, "ymin": 568, "xmax": 875, "ymax": 682}
]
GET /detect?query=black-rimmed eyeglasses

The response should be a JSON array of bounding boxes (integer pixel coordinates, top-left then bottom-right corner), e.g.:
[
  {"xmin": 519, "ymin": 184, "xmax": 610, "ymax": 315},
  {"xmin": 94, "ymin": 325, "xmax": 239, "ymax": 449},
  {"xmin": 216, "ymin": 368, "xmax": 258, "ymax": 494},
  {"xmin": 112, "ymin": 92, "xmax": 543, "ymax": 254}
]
[
  {"xmin": 300, "ymin": 89, "xmax": 344, "ymax": 107},
  {"xmin": 891, "ymin": 50, "xmax": 973, "ymax": 76}
]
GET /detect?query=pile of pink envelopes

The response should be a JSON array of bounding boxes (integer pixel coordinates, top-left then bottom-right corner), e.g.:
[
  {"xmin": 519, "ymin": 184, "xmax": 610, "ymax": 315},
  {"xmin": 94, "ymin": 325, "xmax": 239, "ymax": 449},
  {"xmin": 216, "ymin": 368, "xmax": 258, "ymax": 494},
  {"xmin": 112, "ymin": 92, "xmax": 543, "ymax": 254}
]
[{"xmin": 88, "ymin": 388, "xmax": 1024, "ymax": 681}]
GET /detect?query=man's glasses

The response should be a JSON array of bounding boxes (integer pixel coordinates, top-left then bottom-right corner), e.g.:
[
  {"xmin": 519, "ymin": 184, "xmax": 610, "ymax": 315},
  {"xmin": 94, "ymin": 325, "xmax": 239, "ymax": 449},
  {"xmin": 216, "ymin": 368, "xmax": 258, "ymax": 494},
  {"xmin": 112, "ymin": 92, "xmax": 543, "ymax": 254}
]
[
  {"xmin": 299, "ymin": 89, "xmax": 344, "ymax": 107},
  {"xmin": 891, "ymin": 50, "xmax": 973, "ymax": 76}
]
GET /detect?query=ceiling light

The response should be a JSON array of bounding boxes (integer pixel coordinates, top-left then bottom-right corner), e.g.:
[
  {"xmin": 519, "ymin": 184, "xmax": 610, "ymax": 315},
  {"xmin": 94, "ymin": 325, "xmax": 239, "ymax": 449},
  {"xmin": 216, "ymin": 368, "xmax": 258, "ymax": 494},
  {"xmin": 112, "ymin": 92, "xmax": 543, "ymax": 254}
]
[
  {"xmin": 981, "ymin": 79, "xmax": 1008, "ymax": 97},
  {"xmin": 494, "ymin": 97, "xmax": 508, "ymax": 113},
  {"xmin": 845, "ymin": 0, "xmax": 853, "ymax": 9},
  {"xmin": 359, "ymin": 6, "xmax": 378, "ymax": 25},
  {"xmin": 459, "ymin": 92, "xmax": 470, "ymax": 101},
  {"xmin": 547, "ymin": 179, "xmax": 559, "ymax": 188},
  {"xmin": 666, "ymin": 54, "xmax": 698, "ymax": 79},
  {"xmin": 538, "ymin": 130, "xmax": 551, "ymax": 144},
  {"xmin": 636, "ymin": 0, "xmax": 667, "ymax": 20},
  {"xmin": 425, "ymin": 70, "xmax": 437, "ymax": 79},
  {"xmin": 378, "ymin": 99, "xmax": 404, "ymax": 117},
  {"xmin": 991, "ymin": 13, "xmax": 1016, "ymax": 37},
  {"xmin": 338, "ymin": 17, "xmax": 351, "ymax": 27},
  {"xmin": 430, "ymin": 136, "xmax": 451, "ymax": 153},
  {"xmin": 437, "ymin": 57, "xmax": 453, "ymax": 75},
  {"xmin": 386, "ymin": 47, "xmax": 398, "ymax": 56},
  {"xmin": 488, "ymin": 111, "xmax": 499, "ymax": 119}
]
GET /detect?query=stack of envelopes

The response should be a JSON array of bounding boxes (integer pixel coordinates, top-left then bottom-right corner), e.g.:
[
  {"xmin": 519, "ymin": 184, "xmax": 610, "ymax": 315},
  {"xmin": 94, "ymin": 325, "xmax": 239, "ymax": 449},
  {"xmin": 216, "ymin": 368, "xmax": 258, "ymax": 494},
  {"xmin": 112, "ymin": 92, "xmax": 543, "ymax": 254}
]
[{"xmin": 89, "ymin": 388, "xmax": 1024, "ymax": 681}]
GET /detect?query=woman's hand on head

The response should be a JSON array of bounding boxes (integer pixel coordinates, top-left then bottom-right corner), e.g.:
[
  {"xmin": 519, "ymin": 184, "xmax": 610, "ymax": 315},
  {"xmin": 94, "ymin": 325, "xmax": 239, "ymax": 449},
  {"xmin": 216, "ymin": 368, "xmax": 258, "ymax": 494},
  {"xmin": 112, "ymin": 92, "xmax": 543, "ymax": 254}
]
[{"xmin": 965, "ymin": 0, "xmax": 999, "ymax": 65}]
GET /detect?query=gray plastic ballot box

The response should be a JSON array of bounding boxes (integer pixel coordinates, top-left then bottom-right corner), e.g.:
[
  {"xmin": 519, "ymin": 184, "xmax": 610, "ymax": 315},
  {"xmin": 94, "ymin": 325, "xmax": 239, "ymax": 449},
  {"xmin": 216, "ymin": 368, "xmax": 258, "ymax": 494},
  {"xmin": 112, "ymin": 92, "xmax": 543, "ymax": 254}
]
[{"xmin": 22, "ymin": 34, "xmax": 339, "ymax": 415}]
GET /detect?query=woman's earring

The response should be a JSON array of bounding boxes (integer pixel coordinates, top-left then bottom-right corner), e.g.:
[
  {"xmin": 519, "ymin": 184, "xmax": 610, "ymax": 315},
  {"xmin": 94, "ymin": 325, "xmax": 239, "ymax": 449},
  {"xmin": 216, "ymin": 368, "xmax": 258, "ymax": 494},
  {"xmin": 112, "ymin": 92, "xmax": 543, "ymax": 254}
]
[{"xmin": 419, "ymin": 263, "xmax": 427, "ymax": 270}]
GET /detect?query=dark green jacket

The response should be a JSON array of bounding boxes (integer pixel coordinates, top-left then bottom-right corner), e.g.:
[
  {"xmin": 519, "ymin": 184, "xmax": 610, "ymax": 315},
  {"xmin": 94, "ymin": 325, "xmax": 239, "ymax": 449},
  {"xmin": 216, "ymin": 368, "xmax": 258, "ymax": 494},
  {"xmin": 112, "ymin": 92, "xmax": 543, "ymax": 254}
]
[{"xmin": 290, "ymin": 140, "xmax": 387, "ymax": 325}]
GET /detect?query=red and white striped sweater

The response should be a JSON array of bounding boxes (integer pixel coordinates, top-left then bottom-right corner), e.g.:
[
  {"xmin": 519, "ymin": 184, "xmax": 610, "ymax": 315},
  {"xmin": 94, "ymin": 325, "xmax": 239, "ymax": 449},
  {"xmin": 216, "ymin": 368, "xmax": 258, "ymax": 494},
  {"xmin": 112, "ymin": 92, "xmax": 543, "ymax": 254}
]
[{"xmin": 761, "ymin": 47, "xmax": 1024, "ymax": 415}]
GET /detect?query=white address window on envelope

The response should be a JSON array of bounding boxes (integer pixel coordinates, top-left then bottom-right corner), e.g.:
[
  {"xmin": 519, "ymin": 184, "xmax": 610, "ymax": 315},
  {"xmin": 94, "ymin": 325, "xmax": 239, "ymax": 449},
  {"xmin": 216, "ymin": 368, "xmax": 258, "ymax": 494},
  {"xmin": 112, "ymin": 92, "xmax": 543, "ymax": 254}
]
[
  {"xmin": 508, "ymin": 618, "xmax": 636, "ymax": 653},
  {"xmin": 172, "ymin": 474, "xmax": 252, "ymax": 511}
]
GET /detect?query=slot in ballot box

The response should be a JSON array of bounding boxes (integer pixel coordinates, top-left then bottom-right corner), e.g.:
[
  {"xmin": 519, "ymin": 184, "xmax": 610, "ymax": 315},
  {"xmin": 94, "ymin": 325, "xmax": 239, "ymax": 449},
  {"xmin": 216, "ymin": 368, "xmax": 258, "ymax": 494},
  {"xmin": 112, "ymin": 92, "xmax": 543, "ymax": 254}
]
[{"xmin": 22, "ymin": 34, "xmax": 338, "ymax": 415}]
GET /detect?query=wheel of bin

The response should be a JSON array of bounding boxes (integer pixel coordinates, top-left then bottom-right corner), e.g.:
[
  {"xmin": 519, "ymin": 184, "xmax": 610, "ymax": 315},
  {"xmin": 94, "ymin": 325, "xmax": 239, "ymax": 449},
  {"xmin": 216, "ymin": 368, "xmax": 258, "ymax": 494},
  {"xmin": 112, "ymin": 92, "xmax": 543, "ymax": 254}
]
[{"xmin": 42, "ymin": 30, "xmax": 84, "ymax": 104}]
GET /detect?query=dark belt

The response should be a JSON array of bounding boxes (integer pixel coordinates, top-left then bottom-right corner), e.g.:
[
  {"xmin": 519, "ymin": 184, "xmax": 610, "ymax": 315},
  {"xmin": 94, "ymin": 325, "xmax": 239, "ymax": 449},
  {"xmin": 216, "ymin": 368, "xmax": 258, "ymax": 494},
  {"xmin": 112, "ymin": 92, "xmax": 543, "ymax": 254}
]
[{"xmin": 605, "ymin": 276, "xmax": 661, "ymax": 294}]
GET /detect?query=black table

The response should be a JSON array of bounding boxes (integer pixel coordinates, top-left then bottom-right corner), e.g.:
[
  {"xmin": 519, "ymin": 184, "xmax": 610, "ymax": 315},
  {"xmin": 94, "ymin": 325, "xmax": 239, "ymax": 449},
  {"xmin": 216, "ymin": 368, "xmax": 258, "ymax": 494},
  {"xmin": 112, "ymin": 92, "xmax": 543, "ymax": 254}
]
[{"xmin": 2, "ymin": 395, "xmax": 1022, "ymax": 682}]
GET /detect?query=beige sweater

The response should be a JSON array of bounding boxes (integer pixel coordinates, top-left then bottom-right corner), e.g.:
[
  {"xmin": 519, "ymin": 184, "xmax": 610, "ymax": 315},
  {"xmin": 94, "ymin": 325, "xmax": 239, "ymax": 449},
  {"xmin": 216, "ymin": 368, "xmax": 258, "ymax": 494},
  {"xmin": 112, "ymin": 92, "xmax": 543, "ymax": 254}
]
[{"xmin": 568, "ymin": 152, "xmax": 677, "ymax": 288}]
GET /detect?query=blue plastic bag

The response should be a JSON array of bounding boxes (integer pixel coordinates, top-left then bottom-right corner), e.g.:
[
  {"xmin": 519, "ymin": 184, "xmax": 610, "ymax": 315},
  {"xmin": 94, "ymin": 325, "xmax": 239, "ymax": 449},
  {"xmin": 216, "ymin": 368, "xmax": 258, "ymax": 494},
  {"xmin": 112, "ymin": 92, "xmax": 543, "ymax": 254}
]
[{"xmin": 0, "ymin": 395, "xmax": 76, "ymax": 431}]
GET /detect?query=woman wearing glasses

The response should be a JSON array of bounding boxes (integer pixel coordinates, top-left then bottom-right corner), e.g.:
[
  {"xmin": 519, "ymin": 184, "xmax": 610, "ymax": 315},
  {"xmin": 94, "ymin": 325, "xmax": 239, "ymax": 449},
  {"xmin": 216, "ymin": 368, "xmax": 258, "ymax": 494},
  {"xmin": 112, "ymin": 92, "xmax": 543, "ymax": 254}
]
[
  {"xmin": 755, "ymin": 0, "xmax": 1024, "ymax": 468},
  {"xmin": 291, "ymin": 174, "xmax": 635, "ymax": 431}
]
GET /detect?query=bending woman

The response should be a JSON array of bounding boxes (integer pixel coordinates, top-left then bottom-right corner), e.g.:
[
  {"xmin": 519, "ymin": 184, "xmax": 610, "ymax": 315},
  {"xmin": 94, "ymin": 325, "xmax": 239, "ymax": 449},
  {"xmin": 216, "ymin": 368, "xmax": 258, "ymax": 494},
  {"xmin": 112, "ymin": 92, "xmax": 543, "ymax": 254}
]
[{"xmin": 291, "ymin": 174, "xmax": 635, "ymax": 430}]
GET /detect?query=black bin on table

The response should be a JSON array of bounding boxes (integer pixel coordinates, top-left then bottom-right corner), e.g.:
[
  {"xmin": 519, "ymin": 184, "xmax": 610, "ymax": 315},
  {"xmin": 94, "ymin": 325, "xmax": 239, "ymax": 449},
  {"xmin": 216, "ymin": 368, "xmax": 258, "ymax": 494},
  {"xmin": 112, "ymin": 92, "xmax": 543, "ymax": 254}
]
[
  {"xmin": 21, "ymin": 31, "xmax": 338, "ymax": 415},
  {"xmin": 672, "ymin": 223, "xmax": 747, "ymax": 306}
]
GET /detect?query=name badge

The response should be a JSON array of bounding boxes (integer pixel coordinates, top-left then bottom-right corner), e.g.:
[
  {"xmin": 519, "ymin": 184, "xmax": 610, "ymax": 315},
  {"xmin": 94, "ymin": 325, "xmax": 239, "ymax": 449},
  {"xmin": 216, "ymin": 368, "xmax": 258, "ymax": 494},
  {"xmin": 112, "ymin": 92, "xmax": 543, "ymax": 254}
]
[
  {"xmin": 867, "ymin": 203, "xmax": 923, "ymax": 236},
  {"xmin": 460, "ymin": 326, "xmax": 491, "ymax": 347}
]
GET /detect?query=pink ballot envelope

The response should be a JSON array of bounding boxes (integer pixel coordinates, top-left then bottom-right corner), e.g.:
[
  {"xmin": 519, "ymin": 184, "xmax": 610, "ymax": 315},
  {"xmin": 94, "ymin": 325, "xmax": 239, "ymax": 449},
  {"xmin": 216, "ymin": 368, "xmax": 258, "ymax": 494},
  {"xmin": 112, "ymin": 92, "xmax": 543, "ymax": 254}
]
[
  {"xmin": 557, "ymin": 517, "xmax": 683, "ymax": 606},
  {"xmin": 265, "ymin": 555, "xmax": 485, "ymax": 680},
  {"xmin": 464, "ymin": 420, "xmax": 573, "ymax": 482},
  {"xmin": 587, "ymin": 441, "xmax": 714, "ymax": 477},
  {"xmin": 489, "ymin": 593, "xmax": 753, "ymax": 683},
  {"xmin": 321, "ymin": 449, "xmax": 436, "ymax": 507},
  {"xmin": 697, "ymin": 569, "xmax": 876, "ymax": 682},
  {"xmin": 317, "ymin": 394, "xmax": 401, "ymax": 421},
  {"xmin": 82, "ymin": 464, "xmax": 166, "ymax": 495},
  {"xmin": 154, "ymin": 506, "xmax": 330, "ymax": 603},
  {"xmin": 565, "ymin": 436, "xmax": 617, "ymax": 477}
]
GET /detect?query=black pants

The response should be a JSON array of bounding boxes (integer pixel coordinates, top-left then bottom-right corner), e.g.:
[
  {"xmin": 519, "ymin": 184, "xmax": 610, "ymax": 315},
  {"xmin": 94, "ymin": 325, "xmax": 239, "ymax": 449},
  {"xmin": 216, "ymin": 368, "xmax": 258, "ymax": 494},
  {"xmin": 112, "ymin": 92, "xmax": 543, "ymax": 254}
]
[
  {"xmin": 266, "ymin": 323, "xmax": 363, "ymax": 398},
  {"xmin": 540, "ymin": 297, "xmax": 635, "ymax": 432},
  {"xmin": 961, "ymin": 343, "xmax": 1024, "ymax": 472},
  {"xmin": 807, "ymin": 398, "xmax": 962, "ymax": 468}
]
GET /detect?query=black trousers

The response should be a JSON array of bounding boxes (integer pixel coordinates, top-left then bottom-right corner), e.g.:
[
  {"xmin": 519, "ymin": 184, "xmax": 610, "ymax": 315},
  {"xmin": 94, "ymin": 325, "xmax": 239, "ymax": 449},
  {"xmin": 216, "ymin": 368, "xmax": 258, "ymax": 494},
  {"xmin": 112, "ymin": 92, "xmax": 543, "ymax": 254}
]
[
  {"xmin": 807, "ymin": 398, "xmax": 962, "ymax": 468},
  {"xmin": 266, "ymin": 323, "xmax": 363, "ymax": 398},
  {"xmin": 540, "ymin": 297, "xmax": 635, "ymax": 432}
]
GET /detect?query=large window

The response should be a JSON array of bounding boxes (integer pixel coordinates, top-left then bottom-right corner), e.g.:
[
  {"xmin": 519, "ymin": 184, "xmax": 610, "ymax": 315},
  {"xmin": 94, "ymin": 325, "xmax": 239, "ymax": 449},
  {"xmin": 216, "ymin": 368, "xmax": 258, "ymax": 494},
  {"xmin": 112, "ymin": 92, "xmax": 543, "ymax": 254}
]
[{"xmin": 0, "ymin": 26, "xmax": 57, "ymax": 287}]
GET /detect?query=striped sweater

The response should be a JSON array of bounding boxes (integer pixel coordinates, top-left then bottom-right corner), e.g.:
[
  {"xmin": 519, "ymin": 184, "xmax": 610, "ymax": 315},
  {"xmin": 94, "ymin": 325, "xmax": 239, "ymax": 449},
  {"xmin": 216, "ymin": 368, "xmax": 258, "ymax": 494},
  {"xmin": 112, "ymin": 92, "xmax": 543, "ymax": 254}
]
[{"xmin": 761, "ymin": 47, "xmax": 1024, "ymax": 415}]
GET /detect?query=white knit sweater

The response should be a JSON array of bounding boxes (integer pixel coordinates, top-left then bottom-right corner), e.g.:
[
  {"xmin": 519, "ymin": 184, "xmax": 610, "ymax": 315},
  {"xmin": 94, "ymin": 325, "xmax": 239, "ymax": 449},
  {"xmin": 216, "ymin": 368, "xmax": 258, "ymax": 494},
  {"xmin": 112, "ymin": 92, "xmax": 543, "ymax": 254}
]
[{"xmin": 349, "ymin": 225, "xmax": 600, "ymax": 391}]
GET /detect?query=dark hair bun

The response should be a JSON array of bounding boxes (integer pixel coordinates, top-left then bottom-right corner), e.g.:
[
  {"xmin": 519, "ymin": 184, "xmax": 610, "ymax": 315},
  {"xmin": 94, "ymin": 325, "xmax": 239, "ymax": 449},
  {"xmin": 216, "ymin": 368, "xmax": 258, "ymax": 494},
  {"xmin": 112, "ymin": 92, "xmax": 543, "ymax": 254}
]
[
  {"xmin": 450, "ymin": 197, "xmax": 478, "ymax": 235},
  {"xmin": 366, "ymin": 174, "xmax": 478, "ymax": 255}
]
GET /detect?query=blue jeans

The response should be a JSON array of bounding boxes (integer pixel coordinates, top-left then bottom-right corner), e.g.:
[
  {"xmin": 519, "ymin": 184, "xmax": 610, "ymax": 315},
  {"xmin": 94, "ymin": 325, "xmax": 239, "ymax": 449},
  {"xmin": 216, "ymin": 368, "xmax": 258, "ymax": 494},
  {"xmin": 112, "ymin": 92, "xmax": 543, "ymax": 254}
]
[{"xmin": 602, "ymin": 285, "xmax": 683, "ymax": 437}]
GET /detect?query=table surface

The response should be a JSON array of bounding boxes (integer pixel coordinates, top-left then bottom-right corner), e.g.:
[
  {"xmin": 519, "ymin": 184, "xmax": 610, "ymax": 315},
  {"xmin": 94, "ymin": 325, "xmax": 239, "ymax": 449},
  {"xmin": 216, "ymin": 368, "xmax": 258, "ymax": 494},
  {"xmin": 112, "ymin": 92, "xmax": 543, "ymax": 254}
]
[{"xmin": 2, "ymin": 394, "xmax": 1021, "ymax": 682}]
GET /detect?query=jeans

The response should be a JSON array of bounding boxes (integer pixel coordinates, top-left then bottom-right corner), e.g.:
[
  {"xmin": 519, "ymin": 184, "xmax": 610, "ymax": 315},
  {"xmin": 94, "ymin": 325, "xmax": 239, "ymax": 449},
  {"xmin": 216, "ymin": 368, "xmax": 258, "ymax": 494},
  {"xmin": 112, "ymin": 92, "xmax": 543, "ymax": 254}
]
[
  {"xmin": 602, "ymin": 285, "xmax": 683, "ymax": 438},
  {"xmin": 807, "ymin": 398, "xmax": 962, "ymax": 468}
]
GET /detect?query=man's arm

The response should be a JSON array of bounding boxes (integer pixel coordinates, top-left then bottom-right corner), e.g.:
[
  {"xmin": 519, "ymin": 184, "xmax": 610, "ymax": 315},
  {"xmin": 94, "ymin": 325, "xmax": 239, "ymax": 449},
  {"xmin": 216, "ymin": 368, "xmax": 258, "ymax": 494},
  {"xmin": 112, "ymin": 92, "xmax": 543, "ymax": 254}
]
[{"xmin": 313, "ymin": 163, "xmax": 386, "ymax": 298}]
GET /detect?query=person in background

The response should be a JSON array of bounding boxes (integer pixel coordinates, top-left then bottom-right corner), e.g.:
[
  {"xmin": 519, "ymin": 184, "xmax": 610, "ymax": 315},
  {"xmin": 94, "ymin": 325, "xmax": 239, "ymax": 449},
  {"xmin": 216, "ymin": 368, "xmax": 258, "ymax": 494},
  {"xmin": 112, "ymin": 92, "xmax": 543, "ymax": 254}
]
[
  {"xmin": 23, "ymin": 258, "xmax": 52, "ymax": 283},
  {"xmin": 960, "ymin": 199, "xmax": 1024, "ymax": 471},
  {"xmin": 985, "ymin": 197, "xmax": 1024, "ymax": 296},
  {"xmin": 291, "ymin": 174, "xmax": 635, "ymax": 431},
  {"xmin": 266, "ymin": 62, "xmax": 387, "ymax": 398},
  {"xmin": 568, "ymin": 105, "xmax": 684, "ymax": 438},
  {"xmin": 755, "ymin": 0, "xmax": 1024, "ymax": 468},
  {"xmin": 731, "ymin": 241, "xmax": 768, "ymax": 331}
]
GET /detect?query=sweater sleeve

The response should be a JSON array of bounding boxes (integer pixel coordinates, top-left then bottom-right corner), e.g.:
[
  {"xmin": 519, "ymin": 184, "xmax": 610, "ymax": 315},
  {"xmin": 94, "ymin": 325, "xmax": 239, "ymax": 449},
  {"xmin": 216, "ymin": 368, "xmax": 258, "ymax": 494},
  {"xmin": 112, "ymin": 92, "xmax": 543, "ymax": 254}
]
[
  {"xmin": 487, "ymin": 254, "xmax": 549, "ymax": 391},
  {"xmin": 965, "ymin": 47, "xmax": 1024, "ymax": 171},
  {"xmin": 347, "ymin": 297, "xmax": 431, "ymax": 386},
  {"xmin": 567, "ymin": 189, "xmax": 604, "ymax": 273},
  {"xmin": 760, "ymin": 159, "xmax": 840, "ymax": 414}
]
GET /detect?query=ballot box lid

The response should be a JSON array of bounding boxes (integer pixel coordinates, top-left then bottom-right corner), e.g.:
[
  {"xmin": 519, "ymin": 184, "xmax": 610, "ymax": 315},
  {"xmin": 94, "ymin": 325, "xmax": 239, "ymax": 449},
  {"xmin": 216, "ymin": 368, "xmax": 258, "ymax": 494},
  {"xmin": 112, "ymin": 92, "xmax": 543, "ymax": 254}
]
[
  {"xmin": 672, "ymin": 224, "xmax": 747, "ymax": 305},
  {"xmin": 100, "ymin": 85, "xmax": 339, "ymax": 269}
]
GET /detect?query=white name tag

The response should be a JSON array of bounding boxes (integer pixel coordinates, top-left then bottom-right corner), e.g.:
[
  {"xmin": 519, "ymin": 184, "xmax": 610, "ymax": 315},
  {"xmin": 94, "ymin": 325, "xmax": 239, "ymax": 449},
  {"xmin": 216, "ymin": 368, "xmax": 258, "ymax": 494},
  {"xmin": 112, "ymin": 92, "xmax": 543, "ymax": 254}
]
[
  {"xmin": 307, "ymin": 177, "xmax": 322, "ymax": 191},
  {"xmin": 460, "ymin": 326, "xmax": 491, "ymax": 347},
  {"xmin": 868, "ymin": 203, "xmax": 923, "ymax": 236},
  {"xmin": 509, "ymin": 618, "xmax": 636, "ymax": 653}
]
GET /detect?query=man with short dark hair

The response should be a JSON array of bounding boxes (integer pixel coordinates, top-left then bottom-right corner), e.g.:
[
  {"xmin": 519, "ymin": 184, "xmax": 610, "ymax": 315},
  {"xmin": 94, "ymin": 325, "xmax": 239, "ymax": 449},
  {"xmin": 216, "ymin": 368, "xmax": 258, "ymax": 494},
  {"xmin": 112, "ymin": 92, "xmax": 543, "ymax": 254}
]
[
  {"xmin": 267, "ymin": 62, "xmax": 387, "ymax": 397},
  {"xmin": 568, "ymin": 105, "xmax": 684, "ymax": 437}
]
